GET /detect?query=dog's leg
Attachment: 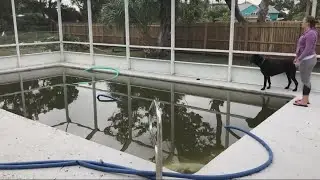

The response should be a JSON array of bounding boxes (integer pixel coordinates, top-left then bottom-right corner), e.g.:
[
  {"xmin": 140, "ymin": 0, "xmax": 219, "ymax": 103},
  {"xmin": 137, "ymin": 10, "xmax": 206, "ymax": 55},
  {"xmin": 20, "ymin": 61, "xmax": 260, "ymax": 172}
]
[
  {"xmin": 267, "ymin": 76, "xmax": 271, "ymax": 89},
  {"xmin": 292, "ymin": 74, "xmax": 298, "ymax": 92},
  {"xmin": 261, "ymin": 76, "xmax": 267, "ymax": 90},
  {"xmin": 262, "ymin": 96, "xmax": 266, "ymax": 106},
  {"xmin": 285, "ymin": 72, "xmax": 292, "ymax": 89}
]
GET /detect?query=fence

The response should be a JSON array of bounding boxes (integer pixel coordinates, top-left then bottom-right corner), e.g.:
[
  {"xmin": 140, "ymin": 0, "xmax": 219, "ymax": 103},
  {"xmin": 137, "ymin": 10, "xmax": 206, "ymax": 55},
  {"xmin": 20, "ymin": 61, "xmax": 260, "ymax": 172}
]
[{"xmin": 62, "ymin": 21, "xmax": 320, "ymax": 54}]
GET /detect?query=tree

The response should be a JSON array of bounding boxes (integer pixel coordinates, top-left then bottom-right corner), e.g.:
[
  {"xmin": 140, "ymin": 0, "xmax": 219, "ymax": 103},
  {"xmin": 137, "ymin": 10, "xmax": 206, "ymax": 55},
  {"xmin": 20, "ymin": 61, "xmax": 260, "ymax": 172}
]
[
  {"xmin": 99, "ymin": 0, "xmax": 126, "ymax": 45},
  {"xmin": 71, "ymin": 0, "xmax": 106, "ymax": 22},
  {"xmin": 0, "ymin": 0, "xmax": 14, "ymax": 31},
  {"xmin": 61, "ymin": 5, "xmax": 83, "ymax": 22},
  {"xmin": 288, "ymin": 0, "xmax": 320, "ymax": 20},
  {"xmin": 269, "ymin": 0, "xmax": 293, "ymax": 20},
  {"xmin": 270, "ymin": 0, "xmax": 294, "ymax": 11},
  {"xmin": 177, "ymin": 0, "xmax": 209, "ymax": 24},
  {"xmin": 224, "ymin": 0, "xmax": 247, "ymax": 22},
  {"xmin": 257, "ymin": 0, "xmax": 270, "ymax": 22},
  {"xmin": 98, "ymin": 0, "xmax": 246, "ymax": 57},
  {"xmin": 206, "ymin": 4, "xmax": 231, "ymax": 22},
  {"xmin": 271, "ymin": 0, "xmax": 319, "ymax": 21},
  {"xmin": 99, "ymin": 0, "xmax": 159, "ymax": 45},
  {"xmin": 305, "ymin": 0, "xmax": 312, "ymax": 16}
]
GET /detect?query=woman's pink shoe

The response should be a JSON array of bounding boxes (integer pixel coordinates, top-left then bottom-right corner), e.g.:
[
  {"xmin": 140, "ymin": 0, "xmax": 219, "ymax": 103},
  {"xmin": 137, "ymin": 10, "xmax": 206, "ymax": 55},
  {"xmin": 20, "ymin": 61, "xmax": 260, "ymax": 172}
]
[{"xmin": 295, "ymin": 99, "xmax": 310, "ymax": 104}]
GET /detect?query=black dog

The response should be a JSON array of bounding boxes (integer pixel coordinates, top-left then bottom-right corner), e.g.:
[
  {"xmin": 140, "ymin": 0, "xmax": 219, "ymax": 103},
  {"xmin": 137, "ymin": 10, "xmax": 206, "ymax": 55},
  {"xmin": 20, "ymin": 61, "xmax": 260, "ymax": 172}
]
[{"xmin": 250, "ymin": 54, "xmax": 298, "ymax": 91}]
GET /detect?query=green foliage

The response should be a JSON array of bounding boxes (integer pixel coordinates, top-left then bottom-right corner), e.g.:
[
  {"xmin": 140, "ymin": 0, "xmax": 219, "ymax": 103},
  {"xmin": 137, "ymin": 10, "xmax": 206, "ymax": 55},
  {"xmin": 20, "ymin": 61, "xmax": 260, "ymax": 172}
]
[
  {"xmin": 42, "ymin": 35, "xmax": 90, "ymax": 52},
  {"xmin": 71, "ymin": 0, "xmax": 106, "ymax": 22},
  {"xmin": 270, "ymin": 0, "xmax": 294, "ymax": 12},
  {"xmin": 99, "ymin": 0, "xmax": 159, "ymax": 30},
  {"xmin": 61, "ymin": 5, "xmax": 83, "ymax": 22},
  {"xmin": 206, "ymin": 5, "xmax": 230, "ymax": 22},
  {"xmin": 0, "ymin": 0, "xmax": 13, "ymax": 31},
  {"xmin": 177, "ymin": 0, "xmax": 208, "ymax": 24},
  {"xmin": 269, "ymin": 0, "xmax": 320, "ymax": 20},
  {"xmin": 16, "ymin": 13, "xmax": 52, "ymax": 32},
  {"xmin": 99, "ymin": 0, "xmax": 125, "ymax": 28}
]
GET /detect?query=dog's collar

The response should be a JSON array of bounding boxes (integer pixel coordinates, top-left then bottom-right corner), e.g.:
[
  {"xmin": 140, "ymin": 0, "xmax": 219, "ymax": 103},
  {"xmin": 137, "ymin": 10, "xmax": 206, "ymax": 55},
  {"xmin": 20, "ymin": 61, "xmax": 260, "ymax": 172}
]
[{"xmin": 259, "ymin": 57, "xmax": 266, "ymax": 67}]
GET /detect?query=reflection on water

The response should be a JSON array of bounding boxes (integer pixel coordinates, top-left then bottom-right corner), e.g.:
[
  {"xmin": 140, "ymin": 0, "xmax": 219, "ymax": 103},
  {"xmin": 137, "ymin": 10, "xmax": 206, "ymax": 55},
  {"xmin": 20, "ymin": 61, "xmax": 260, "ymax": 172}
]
[{"xmin": 0, "ymin": 69, "xmax": 291, "ymax": 173}]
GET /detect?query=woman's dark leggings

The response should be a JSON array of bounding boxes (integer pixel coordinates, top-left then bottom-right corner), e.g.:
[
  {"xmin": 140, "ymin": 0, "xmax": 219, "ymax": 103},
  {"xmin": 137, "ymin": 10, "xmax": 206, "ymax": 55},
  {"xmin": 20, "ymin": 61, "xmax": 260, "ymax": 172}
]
[{"xmin": 299, "ymin": 56, "xmax": 317, "ymax": 95}]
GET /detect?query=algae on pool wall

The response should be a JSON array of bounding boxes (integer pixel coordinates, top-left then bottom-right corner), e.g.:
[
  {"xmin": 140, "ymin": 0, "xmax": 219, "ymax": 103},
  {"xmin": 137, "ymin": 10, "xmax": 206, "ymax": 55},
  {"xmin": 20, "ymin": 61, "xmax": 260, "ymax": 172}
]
[
  {"xmin": 164, "ymin": 149, "xmax": 224, "ymax": 174},
  {"xmin": 166, "ymin": 162, "xmax": 204, "ymax": 174}
]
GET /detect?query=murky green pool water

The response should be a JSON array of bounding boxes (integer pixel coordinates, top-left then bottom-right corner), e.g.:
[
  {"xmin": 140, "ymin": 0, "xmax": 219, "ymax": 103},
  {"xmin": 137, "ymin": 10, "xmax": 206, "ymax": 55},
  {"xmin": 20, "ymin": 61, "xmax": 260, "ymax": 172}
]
[{"xmin": 0, "ymin": 68, "xmax": 291, "ymax": 173}]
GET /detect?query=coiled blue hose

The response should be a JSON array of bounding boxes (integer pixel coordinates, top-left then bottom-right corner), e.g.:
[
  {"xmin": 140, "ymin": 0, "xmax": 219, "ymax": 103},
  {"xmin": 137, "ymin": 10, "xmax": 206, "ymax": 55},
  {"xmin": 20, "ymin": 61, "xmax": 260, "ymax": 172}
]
[{"xmin": 0, "ymin": 126, "xmax": 273, "ymax": 179}]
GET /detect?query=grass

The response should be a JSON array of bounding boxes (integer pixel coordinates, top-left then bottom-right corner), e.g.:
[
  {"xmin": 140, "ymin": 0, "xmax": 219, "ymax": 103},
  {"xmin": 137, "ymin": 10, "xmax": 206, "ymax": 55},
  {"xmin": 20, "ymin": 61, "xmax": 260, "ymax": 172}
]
[{"xmin": 0, "ymin": 47, "xmax": 17, "ymax": 56}]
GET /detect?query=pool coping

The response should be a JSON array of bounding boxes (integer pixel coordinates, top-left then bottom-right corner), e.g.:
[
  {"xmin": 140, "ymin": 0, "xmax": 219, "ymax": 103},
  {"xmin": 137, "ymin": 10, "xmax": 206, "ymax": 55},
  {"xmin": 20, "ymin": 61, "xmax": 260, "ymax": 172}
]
[
  {"xmin": 61, "ymin": 63, "xmax": 300, "ymax": 99},
  {"xmin": 0, "ymin": 62, "xmax": 299, "ymax": 99}
]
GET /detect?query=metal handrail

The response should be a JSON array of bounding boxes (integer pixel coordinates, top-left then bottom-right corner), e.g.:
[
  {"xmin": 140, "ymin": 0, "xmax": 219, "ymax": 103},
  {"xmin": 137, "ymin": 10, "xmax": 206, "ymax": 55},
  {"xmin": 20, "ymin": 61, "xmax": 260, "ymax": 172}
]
[{"xmin": 148, "ymin": 100, "xmax": 163, "ymax": 180}]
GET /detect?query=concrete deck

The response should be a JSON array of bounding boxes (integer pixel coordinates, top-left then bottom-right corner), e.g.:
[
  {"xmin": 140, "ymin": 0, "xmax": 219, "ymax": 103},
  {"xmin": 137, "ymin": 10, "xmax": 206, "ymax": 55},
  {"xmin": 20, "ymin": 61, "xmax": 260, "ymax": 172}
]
[
  {"xmin": 197, "ymin": 96, "xmax": 320, "ymax": 179},
  {"xmin": 1, "ymin": 63, "xmax": 320, "ymax": 179},
  {"xmin": 0, "ymin": 109, "xmax": 164, "ymax": 179}
]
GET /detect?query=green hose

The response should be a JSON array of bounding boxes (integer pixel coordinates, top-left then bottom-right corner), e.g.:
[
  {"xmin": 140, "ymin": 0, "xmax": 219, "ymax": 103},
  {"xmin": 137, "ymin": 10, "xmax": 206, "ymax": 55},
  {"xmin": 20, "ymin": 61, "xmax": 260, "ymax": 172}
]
[{"xmin": 73, "ymin": 66, "xmax": 120, "ymax": 85}]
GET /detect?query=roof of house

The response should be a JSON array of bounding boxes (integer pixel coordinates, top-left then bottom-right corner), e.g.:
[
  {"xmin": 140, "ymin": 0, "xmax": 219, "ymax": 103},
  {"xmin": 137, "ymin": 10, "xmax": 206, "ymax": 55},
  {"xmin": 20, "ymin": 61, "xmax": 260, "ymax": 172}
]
[
  {"xmin": 238, "ymin": 2, "xmax": 280, "ymax": 14},
  {"xmin": 267, "ymin": 5, "xmax": 280, "ymax": 14},
  {"xmin": 238, "ymin": 2, "xmax": 253, "ymax": 11}
]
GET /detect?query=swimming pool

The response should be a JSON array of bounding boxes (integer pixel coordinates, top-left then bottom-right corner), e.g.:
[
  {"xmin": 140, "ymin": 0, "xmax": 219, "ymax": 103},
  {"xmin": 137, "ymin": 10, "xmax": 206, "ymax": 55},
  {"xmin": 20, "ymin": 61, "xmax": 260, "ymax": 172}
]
[{"xmin": 0, "ymin": 67, "xmax": 291, "ymax": 173}]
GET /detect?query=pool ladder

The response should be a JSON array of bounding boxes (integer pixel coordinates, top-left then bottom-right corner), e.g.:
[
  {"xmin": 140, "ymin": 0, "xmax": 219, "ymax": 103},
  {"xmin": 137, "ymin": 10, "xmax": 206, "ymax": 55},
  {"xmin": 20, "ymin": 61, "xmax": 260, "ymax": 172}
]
[{"xmin": 148, "ymin": 100, "xmax": 163, "ymax": 180}]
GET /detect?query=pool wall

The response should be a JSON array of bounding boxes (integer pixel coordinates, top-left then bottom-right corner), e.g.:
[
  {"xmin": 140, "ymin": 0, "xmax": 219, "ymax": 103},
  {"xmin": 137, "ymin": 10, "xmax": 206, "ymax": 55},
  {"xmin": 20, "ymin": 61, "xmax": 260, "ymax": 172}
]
[{"xmin": 1, "ymin": 51, "xmax": 317, "ymax": 93}]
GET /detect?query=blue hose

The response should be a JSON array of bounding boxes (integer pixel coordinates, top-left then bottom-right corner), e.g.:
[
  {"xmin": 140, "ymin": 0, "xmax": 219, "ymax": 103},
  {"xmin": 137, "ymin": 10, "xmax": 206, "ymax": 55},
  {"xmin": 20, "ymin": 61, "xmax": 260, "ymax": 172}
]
[{"xmin": 0, "ymin": 126, "xmax": 273, "ymax": 179}]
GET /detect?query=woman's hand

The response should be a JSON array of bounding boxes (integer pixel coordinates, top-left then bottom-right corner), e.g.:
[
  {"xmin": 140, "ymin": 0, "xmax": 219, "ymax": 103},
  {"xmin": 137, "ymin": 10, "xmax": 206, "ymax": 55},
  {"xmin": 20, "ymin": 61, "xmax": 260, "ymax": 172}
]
[{"xmin": 293, "ymin": 58, "xmax": 299, "ymax": 64}]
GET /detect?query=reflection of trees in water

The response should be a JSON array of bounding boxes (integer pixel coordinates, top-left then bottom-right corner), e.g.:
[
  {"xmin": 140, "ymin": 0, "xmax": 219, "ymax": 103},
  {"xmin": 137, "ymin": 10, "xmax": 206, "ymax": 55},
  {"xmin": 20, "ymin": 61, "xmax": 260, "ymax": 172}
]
[
  {"xmin": 104, "ymin": 83, "xmax": 225, "ymax": 167},
  {"xmin": 0, "ymin": 76, "xmax": 81, "ymax": 120},
  {"xmin": 0, "ymin": 94, "xmax": 24, "ymax": 117},
  {"xmin": 209, "ymin": 99, "xmax": 225, "ymax": 150}
]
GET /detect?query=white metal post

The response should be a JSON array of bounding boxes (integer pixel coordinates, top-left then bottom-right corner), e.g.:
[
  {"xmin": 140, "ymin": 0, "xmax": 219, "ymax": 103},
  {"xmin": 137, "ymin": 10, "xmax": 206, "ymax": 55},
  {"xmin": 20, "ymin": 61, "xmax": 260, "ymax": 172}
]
[
  {"xmin": 57, "ymin": 0, "xmax": 64, "ymax": 62},
  {"xmin": 170, "ymin": 83, "xmax": 175, "ymax": 151},
  {"xmin": 127, "ymin": 79, "xmax": 132, "ymax": 141},
  {"xmin": 225, "ymin": 91, "xmax": 231, "ymax": 148},
  {"xmin": 63, "ymin": 72, "xmax": 69, "ymax": 120},
  {"xmin": 227, "ymin": 0, "xmax": 236, "ymax": 82},
  {"xmin": 92, "ymin": 76, "xmax": 98, "ymax": 127},
  {"xmin": 87, "ymin": 0, "xmax": 94, "ymax": 65},
  {"xmin": 311, "ymin": 0, "xmax": 317, "ymax": 17},
  {"xmin": 19, "ymin": 73, "xmax": 27, "ymax": 117},
  {"xmin": 170, "ymin": 0, "xmax": 175, "ymax": 75},
  {"xmin": 124, "ymin": 0, "xmax": 131, "ymax": 70},
  {"xmin": 11, "ymin": 0, "xmax": 21, "ymax": 68}
]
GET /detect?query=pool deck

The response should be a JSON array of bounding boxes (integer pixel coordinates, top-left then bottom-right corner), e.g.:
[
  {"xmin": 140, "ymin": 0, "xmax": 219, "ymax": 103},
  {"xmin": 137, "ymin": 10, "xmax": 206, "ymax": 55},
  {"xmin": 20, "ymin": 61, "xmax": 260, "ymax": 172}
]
[
  {"xmin": 197, "ymin": 96, "xmax": 320, "ymax": 179},
  {"xmin": 0, "ymin": 109, "xmax": 169, "ymax": 179},
  {"xmin": 1, "ymin": 64, "xmax": 320, "ymax": 179}
]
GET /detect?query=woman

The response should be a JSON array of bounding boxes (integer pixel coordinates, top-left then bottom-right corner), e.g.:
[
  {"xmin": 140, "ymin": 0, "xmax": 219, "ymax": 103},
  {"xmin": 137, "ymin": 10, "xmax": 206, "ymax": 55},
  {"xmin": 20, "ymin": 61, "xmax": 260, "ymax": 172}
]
[{"xmin": 294, "ymin": 16, "xmax": 318, "ymax": 107}]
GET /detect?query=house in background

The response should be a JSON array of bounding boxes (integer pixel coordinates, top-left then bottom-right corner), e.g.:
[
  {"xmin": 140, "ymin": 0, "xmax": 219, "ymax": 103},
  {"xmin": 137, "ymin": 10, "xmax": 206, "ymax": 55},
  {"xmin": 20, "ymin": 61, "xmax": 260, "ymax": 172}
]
[{"xmin": 239, "ymin": 2, "xmax": 280, "ymax": 22}]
